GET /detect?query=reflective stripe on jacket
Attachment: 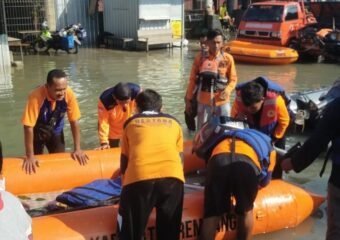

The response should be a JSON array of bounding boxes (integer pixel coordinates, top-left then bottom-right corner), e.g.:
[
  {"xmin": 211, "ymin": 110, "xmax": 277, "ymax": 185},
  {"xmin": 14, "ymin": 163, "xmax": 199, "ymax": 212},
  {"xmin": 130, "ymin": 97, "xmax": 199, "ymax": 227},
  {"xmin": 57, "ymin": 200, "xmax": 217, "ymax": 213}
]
[{"xmin": 186, "ymin": 51, "xmax": 237, "ymax": 106}]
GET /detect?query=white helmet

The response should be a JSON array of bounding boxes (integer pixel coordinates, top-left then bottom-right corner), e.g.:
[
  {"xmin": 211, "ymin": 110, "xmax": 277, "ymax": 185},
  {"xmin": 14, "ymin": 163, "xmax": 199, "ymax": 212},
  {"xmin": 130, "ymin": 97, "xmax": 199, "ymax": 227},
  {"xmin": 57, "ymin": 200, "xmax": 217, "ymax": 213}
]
[
  {"xmin": 41, "ymin": 21, "xmax": 48, "ymax": 28},
  {"xmin": 41, "ymin": 21, "xmax": 49, "ymax": 30}
]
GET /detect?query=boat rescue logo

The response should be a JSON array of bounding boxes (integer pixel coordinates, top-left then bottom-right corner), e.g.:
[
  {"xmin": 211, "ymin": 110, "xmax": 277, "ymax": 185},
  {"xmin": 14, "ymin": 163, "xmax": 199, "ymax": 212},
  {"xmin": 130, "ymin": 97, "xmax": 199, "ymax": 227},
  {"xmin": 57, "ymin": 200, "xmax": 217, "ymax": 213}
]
[{"xmin": 267, "ymin": 110, "xmax": 275, "ymax": 118}]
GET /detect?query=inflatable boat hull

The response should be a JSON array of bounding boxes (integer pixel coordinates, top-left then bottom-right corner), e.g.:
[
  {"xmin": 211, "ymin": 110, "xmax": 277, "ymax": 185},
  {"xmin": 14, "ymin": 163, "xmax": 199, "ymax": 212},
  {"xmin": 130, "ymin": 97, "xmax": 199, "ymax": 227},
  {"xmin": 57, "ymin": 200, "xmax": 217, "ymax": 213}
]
[
  {"xmin": 32, "ymin": 180, "xmax": 324, "ymax": 240},
  {"xmin": 3, "ymin": 141, "xmax": 202, "ymax": 195},
  {"xmin": 224, "ymin": 40, "xmax": 299, "ymax": 65},
  {"xmin": 3, "ymin": 142, "xmax": 325, "ymax": 239}
]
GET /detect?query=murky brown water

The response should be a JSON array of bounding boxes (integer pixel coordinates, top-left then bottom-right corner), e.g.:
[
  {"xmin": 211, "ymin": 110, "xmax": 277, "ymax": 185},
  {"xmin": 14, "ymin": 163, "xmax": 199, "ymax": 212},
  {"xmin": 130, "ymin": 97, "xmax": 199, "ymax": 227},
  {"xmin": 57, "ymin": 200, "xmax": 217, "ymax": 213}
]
[{"xmin": 1, "ymin": 43, "xmax": 340, "ymax": 239}]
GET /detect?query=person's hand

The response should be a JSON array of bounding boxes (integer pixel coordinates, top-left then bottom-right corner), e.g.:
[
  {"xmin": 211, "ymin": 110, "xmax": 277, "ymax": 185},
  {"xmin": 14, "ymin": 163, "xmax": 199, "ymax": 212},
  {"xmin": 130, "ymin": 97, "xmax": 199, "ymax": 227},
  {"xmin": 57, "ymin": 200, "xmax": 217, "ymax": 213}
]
[
  {"xmin": 22, "ymin": 155, "xmax": 39, "ymax": 174},
  {"xmin": 71, "ymin": 149, "xmax": 89, "ymax": 166},
  {"xmin": 235, "ymin": 113, "xmax": 247, "ymax": 121},
  {"xmin": 281, "ymin": 158, "xmax": 293, "ymax": 173},
  {"xmin": 94, "ymin": 143, "xmax": 110, "ymax": 150}
]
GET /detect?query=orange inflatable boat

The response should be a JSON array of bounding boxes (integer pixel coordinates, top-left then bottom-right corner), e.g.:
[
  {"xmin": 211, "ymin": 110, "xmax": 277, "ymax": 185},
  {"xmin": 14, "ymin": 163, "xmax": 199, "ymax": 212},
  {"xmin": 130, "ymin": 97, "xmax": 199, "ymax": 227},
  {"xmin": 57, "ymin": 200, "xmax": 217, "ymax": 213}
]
[
  {"xmin": 3, "ymin": 141, "xmax": 325, "ymax": 239},
  {"xmin": 31, "ymin": 180, "xmax": 324, "ymax": 240},
  {"xmin": 3, "ymin": 141, "xmax": 203, "ymax": 195},
  {"xmin": 224, "ymin": 40, "xmax": 299, "ymax": 65}
]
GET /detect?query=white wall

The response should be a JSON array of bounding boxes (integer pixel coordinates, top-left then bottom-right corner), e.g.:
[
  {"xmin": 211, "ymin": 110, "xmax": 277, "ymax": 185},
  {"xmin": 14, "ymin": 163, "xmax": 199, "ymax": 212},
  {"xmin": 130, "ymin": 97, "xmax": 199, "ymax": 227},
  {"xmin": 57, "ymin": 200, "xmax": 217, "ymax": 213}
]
[{"xmin": 0, "ymin": 34, "xmax": 10, "ymax": 68}]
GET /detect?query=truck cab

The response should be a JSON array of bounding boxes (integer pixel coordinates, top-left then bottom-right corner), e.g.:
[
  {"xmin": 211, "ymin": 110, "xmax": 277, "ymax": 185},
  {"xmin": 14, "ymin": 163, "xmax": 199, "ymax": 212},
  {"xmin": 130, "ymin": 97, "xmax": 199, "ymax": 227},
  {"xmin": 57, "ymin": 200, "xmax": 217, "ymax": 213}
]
[{"xmin": 237, "ymin": 0, "xmax": 316, "ymax": 46}]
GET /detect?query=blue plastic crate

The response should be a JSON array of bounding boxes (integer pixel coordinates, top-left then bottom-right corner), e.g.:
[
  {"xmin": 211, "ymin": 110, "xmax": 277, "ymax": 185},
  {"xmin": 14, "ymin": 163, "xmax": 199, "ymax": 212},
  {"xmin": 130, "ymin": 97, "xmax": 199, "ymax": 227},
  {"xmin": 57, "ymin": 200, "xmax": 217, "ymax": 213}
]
[{"xmin": 61, "ymin": 35, "xmax": 74, "ymax": 49}]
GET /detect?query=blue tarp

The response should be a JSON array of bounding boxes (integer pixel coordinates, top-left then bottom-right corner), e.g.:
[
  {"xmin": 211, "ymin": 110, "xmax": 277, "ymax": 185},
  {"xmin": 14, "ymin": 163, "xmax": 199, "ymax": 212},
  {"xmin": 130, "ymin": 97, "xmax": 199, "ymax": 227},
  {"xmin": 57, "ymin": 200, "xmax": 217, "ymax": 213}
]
[{"xmin": 56, "ymin": 177, "xmax": 122, "ymax": 207}]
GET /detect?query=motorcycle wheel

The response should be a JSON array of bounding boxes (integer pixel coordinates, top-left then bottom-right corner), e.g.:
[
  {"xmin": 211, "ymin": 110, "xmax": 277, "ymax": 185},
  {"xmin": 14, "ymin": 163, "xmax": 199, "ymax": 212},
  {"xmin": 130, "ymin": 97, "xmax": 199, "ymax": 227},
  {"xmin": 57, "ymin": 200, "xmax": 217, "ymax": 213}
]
[
  {"xmin": 67, "ymin": 43, "xmax": 79, "ymax": 54},
  {"xmin": 33, "ymin": 40, "xmax": 48, "ymax": 53}
]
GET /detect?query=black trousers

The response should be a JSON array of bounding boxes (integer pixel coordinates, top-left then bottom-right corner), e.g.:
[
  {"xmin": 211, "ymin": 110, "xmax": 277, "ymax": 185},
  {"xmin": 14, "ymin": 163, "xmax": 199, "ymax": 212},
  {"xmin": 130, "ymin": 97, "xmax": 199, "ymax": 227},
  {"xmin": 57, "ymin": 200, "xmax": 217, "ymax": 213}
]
[
  {"xmin": 272, "ymin": 137, "xmax": 286, "ymax": 179},
  {"xmin": 109, "ymin": 139, "xmax": 120, "ymax": 148},
  {"xmin": 33, "ymin": 131, "xmax": 65, "ymax": 154},
  {"xmin": 118, "ymin": 178, "xmax": 184, "ymax": 240}
]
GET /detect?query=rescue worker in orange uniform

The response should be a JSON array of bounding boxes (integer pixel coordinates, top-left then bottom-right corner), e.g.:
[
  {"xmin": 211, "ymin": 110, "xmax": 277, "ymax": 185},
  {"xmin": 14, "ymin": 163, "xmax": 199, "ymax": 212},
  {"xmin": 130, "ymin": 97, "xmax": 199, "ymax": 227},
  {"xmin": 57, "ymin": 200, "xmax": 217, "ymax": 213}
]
[
  {"xmin": 231, "ymin": 76, "xmax": 290, "ymax": 178},
  {"xmin": 184, "ymin": 30, "xmax": 208, "ymax": 131},
  {"xmin": 97, "ymin": 82, "xmax": 141, "ymax": 149},
  {"xmin": 185, "ymin": 28, "xmax": 238, "ymax": 130},
  {"xmin": 193, "ymin": 117, "xmax": 276, "ymax": 240},
  {"xmin": 118, "ymin": 89, "xmax": 184, "ymax": 240},
  {"xmin": 22, "ymin": 69, "xmax": 88, "ymax": 174}
]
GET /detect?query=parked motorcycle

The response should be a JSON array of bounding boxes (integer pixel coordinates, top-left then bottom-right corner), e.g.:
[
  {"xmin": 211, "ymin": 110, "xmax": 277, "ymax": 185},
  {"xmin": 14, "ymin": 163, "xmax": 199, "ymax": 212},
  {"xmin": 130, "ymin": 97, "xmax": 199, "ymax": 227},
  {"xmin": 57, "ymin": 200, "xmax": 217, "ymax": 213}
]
[{"xmin": 33, "ymin": 22, "xmax": 87, "ymax": 54}]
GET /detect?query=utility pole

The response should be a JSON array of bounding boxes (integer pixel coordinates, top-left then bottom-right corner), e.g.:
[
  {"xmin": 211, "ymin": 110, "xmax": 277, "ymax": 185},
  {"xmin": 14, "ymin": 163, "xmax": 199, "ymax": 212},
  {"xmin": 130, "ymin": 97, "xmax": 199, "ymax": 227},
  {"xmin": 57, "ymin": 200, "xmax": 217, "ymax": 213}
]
[{"xmin": 44, "ymin": 0, "xmax": 56, "ymax": 31}]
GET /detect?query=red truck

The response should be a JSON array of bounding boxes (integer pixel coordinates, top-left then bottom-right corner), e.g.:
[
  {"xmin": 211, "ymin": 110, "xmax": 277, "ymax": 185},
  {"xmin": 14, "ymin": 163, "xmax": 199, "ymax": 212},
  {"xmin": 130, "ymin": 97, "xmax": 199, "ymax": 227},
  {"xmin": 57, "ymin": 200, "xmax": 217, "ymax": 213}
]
[{"xmin": 237, "ymin": 0, "xmax": 317, "ymax": 48}]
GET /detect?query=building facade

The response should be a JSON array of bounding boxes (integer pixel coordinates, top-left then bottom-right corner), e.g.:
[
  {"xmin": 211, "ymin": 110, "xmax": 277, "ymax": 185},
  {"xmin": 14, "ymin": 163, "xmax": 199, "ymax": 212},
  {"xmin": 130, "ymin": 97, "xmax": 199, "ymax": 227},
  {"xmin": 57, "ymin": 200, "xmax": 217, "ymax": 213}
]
[{"xmin": 103, "ymin": 0, "xmax": 184, "ymax": 40}]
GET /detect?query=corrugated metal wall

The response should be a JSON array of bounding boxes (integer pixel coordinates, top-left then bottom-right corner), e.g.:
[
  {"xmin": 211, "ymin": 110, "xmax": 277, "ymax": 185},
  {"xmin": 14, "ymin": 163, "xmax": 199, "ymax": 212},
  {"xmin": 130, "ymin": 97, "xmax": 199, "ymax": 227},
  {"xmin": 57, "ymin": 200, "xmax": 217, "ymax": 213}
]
[
  {"xmin": 103, "ymin": 0, "xmax": 139, "ymax": 38},
  {"xmin": 55, "ymin": 0, "xmax": 98, "ymax": 46}
]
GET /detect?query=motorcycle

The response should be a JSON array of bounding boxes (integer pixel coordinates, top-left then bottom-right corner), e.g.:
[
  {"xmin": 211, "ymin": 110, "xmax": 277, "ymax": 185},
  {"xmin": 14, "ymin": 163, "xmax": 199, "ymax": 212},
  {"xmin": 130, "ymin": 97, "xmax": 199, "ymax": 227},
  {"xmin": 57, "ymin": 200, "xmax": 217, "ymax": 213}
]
[{"xmin": 33, "ymin": 22, "xmax": 87, "ymax": 54}]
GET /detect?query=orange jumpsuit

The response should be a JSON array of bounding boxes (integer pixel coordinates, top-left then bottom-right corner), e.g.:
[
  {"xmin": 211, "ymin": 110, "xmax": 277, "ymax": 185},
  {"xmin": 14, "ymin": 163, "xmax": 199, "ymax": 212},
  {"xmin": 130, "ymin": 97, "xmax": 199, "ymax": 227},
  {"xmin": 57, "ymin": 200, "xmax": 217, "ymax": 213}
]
[{"xmin": 97, "ymin": 83, "xmax": 140, "ymax": 145}]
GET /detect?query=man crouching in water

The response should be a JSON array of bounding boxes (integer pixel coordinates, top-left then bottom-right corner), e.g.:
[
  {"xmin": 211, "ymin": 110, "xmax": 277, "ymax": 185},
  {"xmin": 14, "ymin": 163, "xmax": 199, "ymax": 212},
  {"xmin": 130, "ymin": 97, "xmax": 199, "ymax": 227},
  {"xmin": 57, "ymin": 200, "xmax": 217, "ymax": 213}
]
[{"xmin": 193, "ymin": 118, "xmax": 276, "ymax": 240}]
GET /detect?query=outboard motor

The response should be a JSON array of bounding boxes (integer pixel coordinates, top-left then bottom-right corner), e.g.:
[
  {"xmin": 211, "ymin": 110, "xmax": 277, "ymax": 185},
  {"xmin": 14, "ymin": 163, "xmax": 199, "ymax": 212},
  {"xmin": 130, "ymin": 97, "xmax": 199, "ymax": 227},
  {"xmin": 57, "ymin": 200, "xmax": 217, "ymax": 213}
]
[
  {"xmin": 291, "ymin": 88, "xmax": 329, "ymax": 130},
  {"xmin": 290, "ymin": 79, "xmax": 340, "ymax": 131}
]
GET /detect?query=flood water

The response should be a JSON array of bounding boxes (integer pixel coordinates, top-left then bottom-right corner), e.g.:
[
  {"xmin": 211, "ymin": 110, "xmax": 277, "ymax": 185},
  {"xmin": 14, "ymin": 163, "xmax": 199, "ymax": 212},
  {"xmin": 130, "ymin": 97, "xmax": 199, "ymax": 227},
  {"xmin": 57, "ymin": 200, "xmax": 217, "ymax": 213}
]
[{"xmin": 1, "ymin": 43, "xmax": 340, "ymax": 239}]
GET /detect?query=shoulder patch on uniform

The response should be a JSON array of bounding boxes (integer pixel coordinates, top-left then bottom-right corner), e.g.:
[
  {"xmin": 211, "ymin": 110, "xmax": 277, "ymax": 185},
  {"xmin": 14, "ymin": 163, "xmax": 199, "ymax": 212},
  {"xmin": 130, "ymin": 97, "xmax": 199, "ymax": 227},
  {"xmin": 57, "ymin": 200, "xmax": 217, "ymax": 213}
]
[{"xmin": 267, "ymin": 110, "xmax": 275, "ymax": 118}]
